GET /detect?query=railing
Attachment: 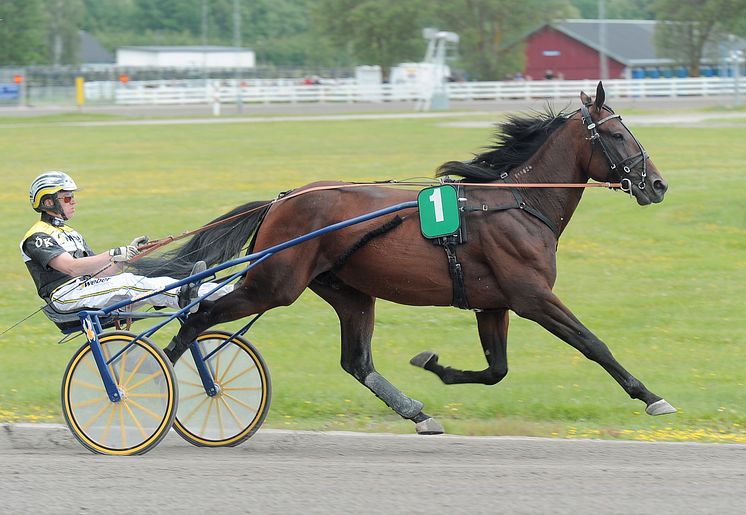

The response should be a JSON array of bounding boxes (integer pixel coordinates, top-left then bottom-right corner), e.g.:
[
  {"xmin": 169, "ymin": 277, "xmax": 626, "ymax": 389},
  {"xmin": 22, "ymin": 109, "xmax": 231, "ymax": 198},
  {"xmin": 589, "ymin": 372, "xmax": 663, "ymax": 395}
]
[
  {"xmin": 6, "ymin": 76, "xmax": 741, "ymax": 107},
  {"xmin": 108, "ymin": 80, "xmax": 425, "ymax": 105},
  {"xmin": 108, "ymin": 77, "xmax": 742, "ymax": 106},
  {"xmin": 446, "ymin": 78, "xmax": 737, "ymax": 101}
]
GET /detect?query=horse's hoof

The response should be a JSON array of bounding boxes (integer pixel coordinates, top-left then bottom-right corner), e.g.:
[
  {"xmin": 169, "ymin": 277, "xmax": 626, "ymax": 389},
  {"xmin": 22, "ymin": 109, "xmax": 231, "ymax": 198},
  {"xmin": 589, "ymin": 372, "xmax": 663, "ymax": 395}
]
[
  {"xmin": 410, "ymin": 351, "xmax": 438, "ymax": 369},
  {"xmin": 415, "ymin": 417, "xmax": 444, "ymax": 435},
  {"xmin": 645, "ymin": 399, "xmax": 677, "ymax": 416}
]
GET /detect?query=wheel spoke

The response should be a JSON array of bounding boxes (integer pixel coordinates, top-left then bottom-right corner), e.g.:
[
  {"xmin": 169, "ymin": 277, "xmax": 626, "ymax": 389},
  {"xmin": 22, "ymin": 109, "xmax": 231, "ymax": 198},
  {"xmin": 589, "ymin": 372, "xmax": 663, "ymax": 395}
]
[
  {"xmin": 221, "ymin": 391, "xmax": 258, "ymax": 412},
  {"xmin": 82, "ymin": 358, "xmax": 99, "ymax": 375},
  {"xmin": 81, "ymin": 400, "xmax": 115, "ymax": 430},
  {"xmin": 220, "ymin": 396, "xmax": 244, "ymax": 428},
  {"xmin": 214, "ymin": 345, "xmax": 222, "ymax": 386},
  {"xmin": 182, "ymin": 359, "xmax": 199, "ymax": 377},
  {"xmin": 123, "ymin": 401, "xmax": 149, "ymax": 440},
  {"xmin": 128, "ymin": 392, "xmax": 167, "ymax": 399},
  {"xmin": 218, "ymin": 348, "xmax": 242, "ymax": 383},
  {"xmin": 72, "ymin": 378, "xmax": 105, "ymax": 392},
  {"xmin": 118, "ymin": 350, "xmax": 127, "ymax": 388},
  {"xmin": 127, "ymin": 398, "xmax": 165, "ymax": 422},
  {"xmin": 180, "ymin": 391, "xmax": 209, "ymax": 401},
  {"xmin": 180, "ymin": 395, "xmax": 210, "ymax": 425},
  {"xmin": 215, "ymin": 396, "xmax": 225, "ymax": 439},
  {"xmin": 222, "ymin": 364, "xmax": 257, "ymax": 388},
  {"xmin": 119, "ymin": 403, "xmax": 126, "ymax": 448},
  {"xmin": 200, "ymin": 398, "xmax": 216, "ymax": 436},
  {"xmin": 102, "ymin": 344, "xmax": 118, "ymax": 384},
  {"xmin": 127, "ymin": 370, "xmax": 163, "ymax": 392},
  {"xmin": 123, "ymin": 352, "xmax": 149, "ymax": 387},
  {"xmin": 222, "ymin": 386, "xmax": 262, "ymax": 391},
  {"xmin": 72, "ymin": 395, "xmax": 109, "ymax": 409},
  {"xmin": 180, "ymin": 380, "xmax": 205, "ymax": 388},
  {"xmin": 100, "ymin": 402, "xmax": 117, "ymax": 444}
]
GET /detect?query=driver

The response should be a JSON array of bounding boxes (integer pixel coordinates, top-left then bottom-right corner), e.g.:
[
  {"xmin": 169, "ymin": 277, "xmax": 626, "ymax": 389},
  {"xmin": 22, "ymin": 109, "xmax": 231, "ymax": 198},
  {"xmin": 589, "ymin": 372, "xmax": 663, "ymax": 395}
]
[{"xmin": 21, "ymin": 171, "xmax": 232, "ymax": 313}]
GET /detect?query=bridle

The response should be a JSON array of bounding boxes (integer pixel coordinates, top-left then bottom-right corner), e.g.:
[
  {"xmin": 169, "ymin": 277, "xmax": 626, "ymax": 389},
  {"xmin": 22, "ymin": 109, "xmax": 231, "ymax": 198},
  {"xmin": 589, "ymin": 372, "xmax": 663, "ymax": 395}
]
[{"xmin": 579, "ymin": 103, "xmax": 648, "ymax": 194}]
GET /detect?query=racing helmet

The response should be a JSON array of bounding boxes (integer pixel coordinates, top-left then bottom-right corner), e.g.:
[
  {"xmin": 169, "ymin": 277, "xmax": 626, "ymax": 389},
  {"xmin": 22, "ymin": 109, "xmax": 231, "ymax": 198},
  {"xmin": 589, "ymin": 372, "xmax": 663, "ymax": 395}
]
[{"xmin": 29, "ymin": 171, "xmax": 78, "ymax": 213}]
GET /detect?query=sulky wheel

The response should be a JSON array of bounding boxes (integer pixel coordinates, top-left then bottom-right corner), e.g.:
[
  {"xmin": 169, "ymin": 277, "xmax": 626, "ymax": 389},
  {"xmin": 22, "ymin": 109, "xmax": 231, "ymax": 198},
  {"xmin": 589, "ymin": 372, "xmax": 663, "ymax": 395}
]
[
  {"xmin": 61, "ymin": 331, "xmax": 178, "ymax": 455},
  {"xmin": 172, "ymin": 330, "xmax": 271, "ymax": 447}
]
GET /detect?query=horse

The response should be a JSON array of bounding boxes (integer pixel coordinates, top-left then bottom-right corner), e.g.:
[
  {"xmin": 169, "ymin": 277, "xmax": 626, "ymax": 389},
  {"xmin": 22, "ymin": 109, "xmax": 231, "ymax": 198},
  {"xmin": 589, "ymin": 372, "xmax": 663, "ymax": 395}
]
[{"xmin": 133, "ymin": 82, "xmax": 675, "ymax": 434}]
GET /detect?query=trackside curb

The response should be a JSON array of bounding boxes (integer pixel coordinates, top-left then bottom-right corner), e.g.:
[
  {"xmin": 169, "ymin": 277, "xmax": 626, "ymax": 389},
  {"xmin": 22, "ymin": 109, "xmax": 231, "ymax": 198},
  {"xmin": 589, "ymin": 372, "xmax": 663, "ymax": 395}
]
[
  {"xmin": 0, "ymin": 423, "xmax": 76, "ymax": 450},
  {"xmin": 3, "ymin": 423, "xmax": 746, "ymax": 453}
]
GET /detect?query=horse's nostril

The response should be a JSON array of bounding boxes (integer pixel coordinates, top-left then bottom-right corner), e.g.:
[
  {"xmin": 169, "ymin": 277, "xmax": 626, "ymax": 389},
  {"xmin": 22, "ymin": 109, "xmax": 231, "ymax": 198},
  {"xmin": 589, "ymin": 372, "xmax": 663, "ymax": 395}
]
[{"xmin": 653, "ymin": 179, "xmax": 668, "ymax": 193}]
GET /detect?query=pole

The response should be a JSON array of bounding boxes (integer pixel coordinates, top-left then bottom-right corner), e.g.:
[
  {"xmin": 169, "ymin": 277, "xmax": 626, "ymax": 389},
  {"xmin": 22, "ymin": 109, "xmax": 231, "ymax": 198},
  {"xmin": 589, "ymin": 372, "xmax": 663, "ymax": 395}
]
[
  {"xmin": 201, "ymin": 0, "xmax": 208, "ymax": 82},
  {"xmin": 734, "ymin": 51, "xmax": 742, "ymax": 107},
  {"xmin": 599, "ymin": 0, "xmax": 608, "ymax": 80},
  {"xmin": 233, "ymin": 0, "xmax": 243, "ymax": 114}
]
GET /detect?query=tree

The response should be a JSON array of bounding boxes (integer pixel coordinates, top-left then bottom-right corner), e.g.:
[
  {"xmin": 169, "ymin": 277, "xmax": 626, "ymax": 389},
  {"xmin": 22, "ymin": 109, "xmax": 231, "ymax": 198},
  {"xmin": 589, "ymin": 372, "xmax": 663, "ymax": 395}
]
[
  {"xmin": 132, "ymin": 0, "xmax": 201, "ymax": 34},
  {"xmin": 569, "ymin": 0, "xmax": 655, "ymax": 19},
  {"xmin": 44, "ymin": 0, "xmax": 84, "ymax": 65},
  {"xmin": 652, "ymin": 0, "xmax": 746, "ymax": 76},
  {"xmin": 0, "ymin": 0, "xmax": 47, "ymax": 65},
  {"xmin": 81, "ymin": 0, "xmax": 136, "ymax": 33},
  {"xmin": 428, "ymin": 0, "xmax": 574, "ymax": 81},
  {"xmin": 313, "ymin": 0, "xmax": 427, "ymax": 73}
]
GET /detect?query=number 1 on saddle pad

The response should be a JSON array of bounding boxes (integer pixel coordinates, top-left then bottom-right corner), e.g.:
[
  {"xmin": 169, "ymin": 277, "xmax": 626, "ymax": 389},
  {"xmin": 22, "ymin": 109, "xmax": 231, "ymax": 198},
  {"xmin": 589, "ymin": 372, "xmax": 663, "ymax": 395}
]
[{"xmin": 418, "ymin": 185, "xmax": 461, "ymax": 239}]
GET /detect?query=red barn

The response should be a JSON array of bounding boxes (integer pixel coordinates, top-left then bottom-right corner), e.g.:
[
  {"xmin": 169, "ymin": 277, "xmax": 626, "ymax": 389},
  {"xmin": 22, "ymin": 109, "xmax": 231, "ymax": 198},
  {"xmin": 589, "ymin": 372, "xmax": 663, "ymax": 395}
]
[{"xmin": 523, "ymin": 20, "xmax": 657, "ymax": 80}]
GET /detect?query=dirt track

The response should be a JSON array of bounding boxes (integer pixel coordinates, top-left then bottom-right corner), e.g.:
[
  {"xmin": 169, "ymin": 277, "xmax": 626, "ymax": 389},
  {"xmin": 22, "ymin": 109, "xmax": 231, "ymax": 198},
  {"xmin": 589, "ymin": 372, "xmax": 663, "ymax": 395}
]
[{"xmin": 1, "ymin": 425, "xmax": 745, "ymax": 514}]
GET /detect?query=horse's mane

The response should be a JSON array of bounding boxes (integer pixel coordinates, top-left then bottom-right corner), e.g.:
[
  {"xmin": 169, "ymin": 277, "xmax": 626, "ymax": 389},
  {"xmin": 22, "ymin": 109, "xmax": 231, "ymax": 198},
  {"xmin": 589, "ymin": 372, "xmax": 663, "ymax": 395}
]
[{"xmin": 437, "ymin": 107, "xmax": 572, "ymax": 182}]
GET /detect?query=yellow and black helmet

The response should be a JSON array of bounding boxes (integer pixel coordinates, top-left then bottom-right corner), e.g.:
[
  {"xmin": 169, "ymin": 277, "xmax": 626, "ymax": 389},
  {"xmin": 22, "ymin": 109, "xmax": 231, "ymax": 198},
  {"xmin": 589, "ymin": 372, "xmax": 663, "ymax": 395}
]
[{"xmin": 29, "ymin": 171, "xmax": 78, "ymax": 212}]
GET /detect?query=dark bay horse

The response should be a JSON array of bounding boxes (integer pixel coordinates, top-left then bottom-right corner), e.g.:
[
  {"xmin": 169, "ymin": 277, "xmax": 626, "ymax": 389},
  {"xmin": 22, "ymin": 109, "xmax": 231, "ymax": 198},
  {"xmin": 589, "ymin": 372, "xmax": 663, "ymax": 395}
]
[{"xmin": 134, "ymin": 82, "xmax": 675, "ymax": 434}]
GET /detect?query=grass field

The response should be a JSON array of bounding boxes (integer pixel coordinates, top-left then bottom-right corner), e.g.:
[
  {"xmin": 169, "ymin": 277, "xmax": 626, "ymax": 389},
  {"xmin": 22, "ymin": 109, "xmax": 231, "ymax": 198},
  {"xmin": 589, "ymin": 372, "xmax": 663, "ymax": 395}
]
[{"xmin": 0, "ymin": 108, "xmax": 744, "ymax": 443}]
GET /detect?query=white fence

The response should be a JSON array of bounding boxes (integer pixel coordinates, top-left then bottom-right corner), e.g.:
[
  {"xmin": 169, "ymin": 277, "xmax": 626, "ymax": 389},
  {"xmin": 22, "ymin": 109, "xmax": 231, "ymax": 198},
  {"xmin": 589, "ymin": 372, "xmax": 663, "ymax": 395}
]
[{"xmin": 81, "ymin": 77, "xmax": 744, "ymax": 106}]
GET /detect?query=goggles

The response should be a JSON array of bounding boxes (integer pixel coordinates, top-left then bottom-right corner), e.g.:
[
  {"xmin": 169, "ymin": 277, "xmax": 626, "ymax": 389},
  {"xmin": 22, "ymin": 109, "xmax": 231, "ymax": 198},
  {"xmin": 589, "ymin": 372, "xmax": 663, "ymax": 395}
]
[{"xmin": 57, "ymin": 193, "xmax": 75, "ymax": 204}]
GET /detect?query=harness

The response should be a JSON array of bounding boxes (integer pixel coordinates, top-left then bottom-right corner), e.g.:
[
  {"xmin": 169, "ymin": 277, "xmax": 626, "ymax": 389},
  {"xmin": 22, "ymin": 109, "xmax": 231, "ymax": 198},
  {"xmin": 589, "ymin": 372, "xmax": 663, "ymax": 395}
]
[
  {"xmin": 434, "ymin": 176, "xmax": 562, "ymax": 311},
  {"xmin": 432, "ymin": 105, "xmax": 650, "ymax": 310},
  {"xmin": 432, "ymin": 183, "xmax": 470, "ymax": 309},
  {"xmin": 459, "ymin": 168, "xmax": 560, "ymax": 239}
]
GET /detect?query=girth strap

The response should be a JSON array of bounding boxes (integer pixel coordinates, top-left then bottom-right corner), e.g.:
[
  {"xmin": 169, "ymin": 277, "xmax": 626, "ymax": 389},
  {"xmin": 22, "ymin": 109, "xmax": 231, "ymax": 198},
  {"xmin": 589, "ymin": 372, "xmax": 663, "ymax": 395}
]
[{"xmin": 438, "ymin": 235, "xmax": 470, "ymax": 310}]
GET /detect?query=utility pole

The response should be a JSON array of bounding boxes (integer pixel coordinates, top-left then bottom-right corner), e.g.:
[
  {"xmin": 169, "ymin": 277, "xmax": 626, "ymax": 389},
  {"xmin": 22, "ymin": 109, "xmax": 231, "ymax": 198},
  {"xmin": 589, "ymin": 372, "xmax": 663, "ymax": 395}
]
[
  {"xmin": 233, "ymin": 0, "xmax": 243, "ymax": 113},
  {"xmin": 732, "ymin": 50, "xmax": 743, "ymax": 107},
  {"xmin": 599, "ymin": 0, "xmax": 608, "ymax": 81},
  {"xmin": 201, "ymin": 0, "xmax": 208, "ymax": 82}
]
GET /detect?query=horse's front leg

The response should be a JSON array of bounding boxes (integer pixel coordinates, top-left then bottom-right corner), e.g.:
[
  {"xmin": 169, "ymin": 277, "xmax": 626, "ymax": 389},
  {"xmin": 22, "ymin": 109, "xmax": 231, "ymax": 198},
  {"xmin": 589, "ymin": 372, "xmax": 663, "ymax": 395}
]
[
  {"xmin": 410, "ymin": 309, "xmax": 509, "ymax": 385},
  {"xmin": 514, "ymin": 288, "xmax": 676, "ymax": 416},
  {"xmin": 310, "ymin": 277, "xmax": 444, "ymax": 435}
]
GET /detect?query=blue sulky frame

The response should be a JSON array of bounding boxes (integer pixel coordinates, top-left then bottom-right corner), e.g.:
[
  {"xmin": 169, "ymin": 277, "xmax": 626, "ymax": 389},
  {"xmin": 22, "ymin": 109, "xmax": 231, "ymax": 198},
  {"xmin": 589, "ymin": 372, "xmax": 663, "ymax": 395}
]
[{"xmin": 75, "ymin": 201, "xmax": 419, "ymax": 403}]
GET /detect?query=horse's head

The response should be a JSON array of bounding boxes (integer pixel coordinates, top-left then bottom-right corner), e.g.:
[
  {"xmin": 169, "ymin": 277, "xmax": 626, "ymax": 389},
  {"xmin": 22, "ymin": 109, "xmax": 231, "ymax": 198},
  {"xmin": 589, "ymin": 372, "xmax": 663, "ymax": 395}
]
[{"xmin": 578, "ymin": 82, "xmax": 668, "ymax": 205}]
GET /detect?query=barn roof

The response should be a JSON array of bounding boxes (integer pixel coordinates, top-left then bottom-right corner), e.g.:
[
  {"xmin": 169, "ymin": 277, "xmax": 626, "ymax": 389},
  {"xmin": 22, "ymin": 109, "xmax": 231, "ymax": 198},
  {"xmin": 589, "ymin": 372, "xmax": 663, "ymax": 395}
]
[
  {"xmin": 531, "ymin": 19, "xmax": 746, "ymax": 66},
  {"xmin": 118, "ymin": 46, "xmax": 253, "ymax": 53},
  {"xmin": 553, "ymin": 20, "xmax": 656, "ymax": 65},
  {"xmin": 79, "ymin": 31, "xmax": 114, "ymax": 64}
]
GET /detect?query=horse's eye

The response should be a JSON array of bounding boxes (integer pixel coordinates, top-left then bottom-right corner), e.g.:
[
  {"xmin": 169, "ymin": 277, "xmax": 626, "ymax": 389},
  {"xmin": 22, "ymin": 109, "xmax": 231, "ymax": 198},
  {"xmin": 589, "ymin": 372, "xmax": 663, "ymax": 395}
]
[{"xmin": 612, "ymin": 133, "xmax": 624, "ymax": 140}]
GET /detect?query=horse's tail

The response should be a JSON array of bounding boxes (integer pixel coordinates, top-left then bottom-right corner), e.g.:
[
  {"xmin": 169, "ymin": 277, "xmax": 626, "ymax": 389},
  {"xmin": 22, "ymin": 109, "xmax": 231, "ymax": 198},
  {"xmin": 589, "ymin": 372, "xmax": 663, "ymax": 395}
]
[{"xmin": 130, "ymin": 200, "xmax": 272, "ymax": 279}]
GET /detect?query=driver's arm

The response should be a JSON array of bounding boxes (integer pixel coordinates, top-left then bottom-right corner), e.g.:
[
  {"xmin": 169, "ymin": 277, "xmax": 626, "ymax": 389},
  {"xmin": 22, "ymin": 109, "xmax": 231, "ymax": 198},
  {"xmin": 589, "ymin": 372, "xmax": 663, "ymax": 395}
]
[{"xmin": 48, "ymin": 252, "xmax": 123, "ymax": 277}]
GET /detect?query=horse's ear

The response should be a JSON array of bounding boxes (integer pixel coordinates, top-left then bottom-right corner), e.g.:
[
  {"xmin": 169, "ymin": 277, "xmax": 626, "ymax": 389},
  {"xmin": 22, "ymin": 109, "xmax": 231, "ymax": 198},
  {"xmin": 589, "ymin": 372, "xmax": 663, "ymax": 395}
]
[
  {"xmin": 594, "ymin": 81, "xmax": 605, "ymax": 109},
  {"xmin": 580, "ymin": 90, "xmax": 592, "ymax": 106}
]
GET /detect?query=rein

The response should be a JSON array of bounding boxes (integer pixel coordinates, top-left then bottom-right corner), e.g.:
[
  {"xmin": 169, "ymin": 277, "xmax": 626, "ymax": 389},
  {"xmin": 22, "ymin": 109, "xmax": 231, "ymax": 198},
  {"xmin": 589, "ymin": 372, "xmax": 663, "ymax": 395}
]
[{"xmin": 133, "ymin": 179, "xmax": 621, "ymax": 259}]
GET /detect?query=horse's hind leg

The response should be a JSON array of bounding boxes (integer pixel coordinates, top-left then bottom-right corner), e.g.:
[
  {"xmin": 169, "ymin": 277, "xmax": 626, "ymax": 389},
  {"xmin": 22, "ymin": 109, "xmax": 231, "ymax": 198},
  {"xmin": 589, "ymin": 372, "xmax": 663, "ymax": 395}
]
[
  {"xmin": 410, "ymin": 309, "xmax": 510, "ymax": 385},
  {"xmin": 310, "ymin": 276, "xmax": 444, "ymax": 435},
  {"xmin": 164, "ymin": 264, "xmax": 311, "ymax": 362}
]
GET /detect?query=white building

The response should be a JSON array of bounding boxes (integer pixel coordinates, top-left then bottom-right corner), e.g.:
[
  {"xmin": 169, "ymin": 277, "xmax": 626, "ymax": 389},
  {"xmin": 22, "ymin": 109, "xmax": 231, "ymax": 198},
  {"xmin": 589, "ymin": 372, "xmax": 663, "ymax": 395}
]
[{"xmin": 116, "ymin": 46, "xmax": 255, "ymax": 68}]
